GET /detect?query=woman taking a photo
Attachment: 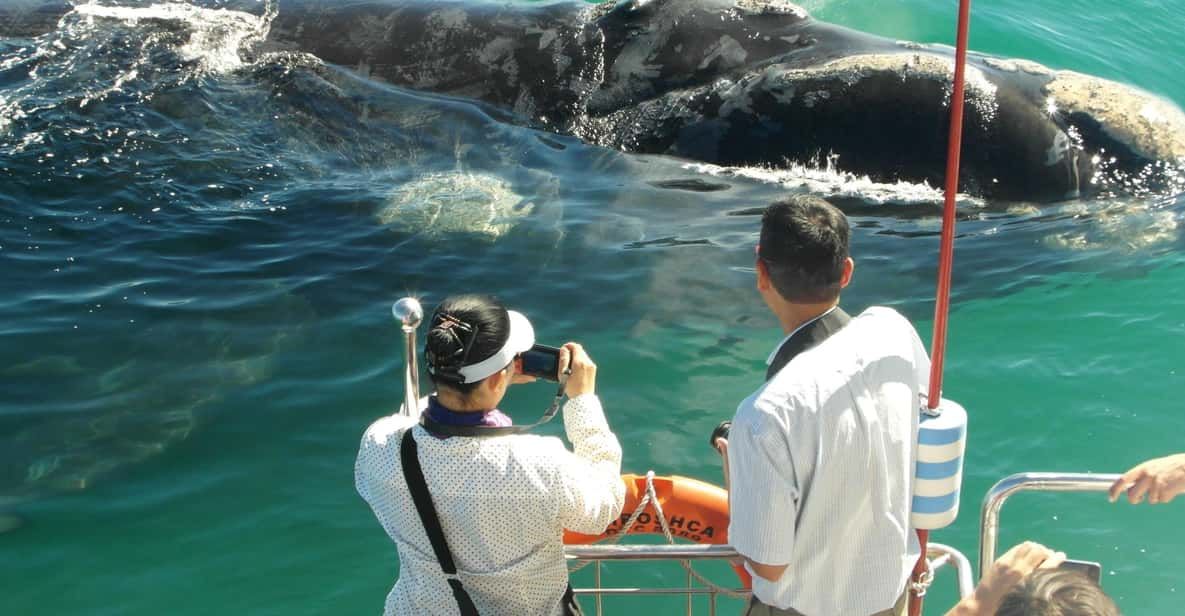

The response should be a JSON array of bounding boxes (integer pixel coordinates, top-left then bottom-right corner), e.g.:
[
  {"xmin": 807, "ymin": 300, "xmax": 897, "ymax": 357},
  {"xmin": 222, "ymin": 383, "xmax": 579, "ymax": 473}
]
[{"xmin": 355, "ymin": 294, "xmax": 624, "ymax": 616}]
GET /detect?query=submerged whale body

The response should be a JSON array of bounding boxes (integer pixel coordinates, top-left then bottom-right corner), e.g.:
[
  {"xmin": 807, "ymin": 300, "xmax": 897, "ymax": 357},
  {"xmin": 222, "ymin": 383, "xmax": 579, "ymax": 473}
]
[{"xmin": 4, "ymin": 0, "xmax": 1185, "ymax": 202}]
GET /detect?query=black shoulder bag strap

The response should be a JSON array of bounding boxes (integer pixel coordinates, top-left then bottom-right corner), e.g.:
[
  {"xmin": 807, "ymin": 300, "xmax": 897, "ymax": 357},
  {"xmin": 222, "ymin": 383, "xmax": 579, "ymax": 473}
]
[
  {"xmin": 713, "ymin": 308, "xmax": 853, "ymax": 451},
  {"xmin": 400, "ymin": 429, "xmax": 481, "ymax": 616}
]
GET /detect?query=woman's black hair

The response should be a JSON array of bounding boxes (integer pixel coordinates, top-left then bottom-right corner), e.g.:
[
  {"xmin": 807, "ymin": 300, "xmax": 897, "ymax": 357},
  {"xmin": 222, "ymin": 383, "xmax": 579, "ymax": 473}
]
[{"xmin": 424, "ymin": 294, "xmax": 510, "ymax": 395}]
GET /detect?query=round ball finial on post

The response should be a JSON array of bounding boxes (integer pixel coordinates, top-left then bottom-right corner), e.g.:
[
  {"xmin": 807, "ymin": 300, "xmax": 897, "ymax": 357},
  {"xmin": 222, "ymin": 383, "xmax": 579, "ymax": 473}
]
[
  {"xmin": 392, "ymin": 297, "xmax": 424, "ymax": 417},
  {"xmin": 392, "ymin": 297, "xmax": 423, "ymax": 332}
]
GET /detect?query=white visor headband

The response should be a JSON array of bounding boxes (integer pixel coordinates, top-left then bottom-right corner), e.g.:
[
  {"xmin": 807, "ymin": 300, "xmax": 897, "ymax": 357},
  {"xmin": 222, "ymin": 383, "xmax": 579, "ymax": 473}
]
[{"xmin": 456, "ymin": 310, "xmax": 535, "ymax": 384}]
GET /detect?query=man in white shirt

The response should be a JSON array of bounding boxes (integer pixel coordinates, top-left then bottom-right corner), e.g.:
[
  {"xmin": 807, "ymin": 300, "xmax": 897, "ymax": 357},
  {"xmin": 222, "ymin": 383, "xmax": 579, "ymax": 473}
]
[{"xmin": 714, "ymin": 196, "xmax": 930, "ymax": 616}]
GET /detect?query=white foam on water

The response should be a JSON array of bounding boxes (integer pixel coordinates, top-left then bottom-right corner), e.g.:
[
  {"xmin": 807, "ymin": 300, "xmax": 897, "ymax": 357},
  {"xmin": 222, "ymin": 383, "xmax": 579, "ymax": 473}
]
[
  {"xmin": 682, "ymin": 156, "xmax": 968, "ymax": 206},
  {"xmin": 73, "ymin": 0, "xmax": 275, "ymax": 74},
  {"xmin": 2, "ymin": 1, "xmax": 278, "ymax": 138},
  {"xmin": 0, "ymin": 42, "xmax": 61, "ymax": 137}
]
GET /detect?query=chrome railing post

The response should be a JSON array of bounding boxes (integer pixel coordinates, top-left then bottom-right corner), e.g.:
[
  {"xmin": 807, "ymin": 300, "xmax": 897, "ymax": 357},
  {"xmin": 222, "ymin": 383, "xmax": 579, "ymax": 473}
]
[
  {"xmin": 978, "ymin": 472, "xmax": 1121, "ymax": 575},
  {"xmin": 595, "ymin": 560, "xmax": 603, "ymax": 616},
  {"xmin": 392, "ymin": 298, "xmax": 423, "ymax": 418},
  {"xmin": 928, "ymin": 542, "xmax": 974, "ymax": 599}
]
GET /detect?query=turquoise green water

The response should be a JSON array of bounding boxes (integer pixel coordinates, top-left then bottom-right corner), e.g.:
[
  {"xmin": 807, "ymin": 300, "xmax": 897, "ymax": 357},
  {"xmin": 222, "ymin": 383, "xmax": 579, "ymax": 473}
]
[{"xmin": 2, "ymin": 0, "xmax": 1183, "ymax": 614}]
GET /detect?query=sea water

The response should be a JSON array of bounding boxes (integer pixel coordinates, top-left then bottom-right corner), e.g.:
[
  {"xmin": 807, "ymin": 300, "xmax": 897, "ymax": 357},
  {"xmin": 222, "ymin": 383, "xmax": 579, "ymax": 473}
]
[{"xmin": 1, "ymin": 0, "xmax": 1182, "ymax": 613}]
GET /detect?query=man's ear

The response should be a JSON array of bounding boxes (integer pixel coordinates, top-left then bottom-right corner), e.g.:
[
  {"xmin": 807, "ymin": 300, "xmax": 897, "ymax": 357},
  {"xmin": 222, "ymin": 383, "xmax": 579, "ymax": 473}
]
[
  {"xmin": 838, "ymin": 257, "xmax": 854, "ymax": 289},
  {"xmin": 755, "ymin": 257, "xmax": 772, "ymax": 291}
]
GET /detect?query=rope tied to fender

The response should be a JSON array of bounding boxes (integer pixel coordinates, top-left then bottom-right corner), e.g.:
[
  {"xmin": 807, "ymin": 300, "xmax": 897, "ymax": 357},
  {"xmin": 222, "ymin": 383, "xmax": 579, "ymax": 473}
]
[{"xmin": 567, "ymin": 471, "xmax": 748, "ymax": 599}]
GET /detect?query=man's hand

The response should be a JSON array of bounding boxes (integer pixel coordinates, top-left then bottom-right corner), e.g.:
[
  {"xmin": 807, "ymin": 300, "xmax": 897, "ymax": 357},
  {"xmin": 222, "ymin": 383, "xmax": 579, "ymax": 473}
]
[
  {"xmin": 946, "ymin": 542, "xmax": 1064, "ymax": 616},
  {"xmin": 746, "ymin": 558, "xmax": 789, "ymax": 583},
  {"xmin": 709, "ymin": 420, "xmax": 731, "ymax": 452},
  {"xmin": 714, "ymin": 436, "xmax": 730, "ymax": 493},
  {"xmin": 1109, "ymin": 453, "xmax": 1185, "ymax": 504}
]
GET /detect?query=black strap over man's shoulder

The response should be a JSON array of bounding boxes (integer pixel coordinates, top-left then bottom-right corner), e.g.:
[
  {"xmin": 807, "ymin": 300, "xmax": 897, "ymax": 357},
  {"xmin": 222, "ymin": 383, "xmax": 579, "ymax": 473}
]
[
  {"xmin": 400, "ymin": 429, "xmax": 481, "ymax": 616},
  {"xmin": 765, "ymin": 307, "xmax": 851, "ymax": 381},
  {"xmin": 708, "ymin": 308, "xmax": 852, "ymax": 452}
]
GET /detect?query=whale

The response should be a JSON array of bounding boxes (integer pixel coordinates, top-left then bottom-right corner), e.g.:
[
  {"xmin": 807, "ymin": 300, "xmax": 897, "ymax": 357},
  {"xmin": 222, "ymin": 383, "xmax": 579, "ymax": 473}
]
[
  {"xmin": 3, "ymin": 0, "xmax": 1184, "ymax": 202},
  {"xmin": 0, "ymin": 288, "xmax": 314, "ymax": 533}
]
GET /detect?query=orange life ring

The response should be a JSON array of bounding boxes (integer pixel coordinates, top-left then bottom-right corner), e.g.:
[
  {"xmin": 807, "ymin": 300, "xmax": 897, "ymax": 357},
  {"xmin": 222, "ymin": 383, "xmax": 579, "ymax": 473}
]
[{"xmin": 564, "ymin": 473, "xmax": 752, "ymax": 588}]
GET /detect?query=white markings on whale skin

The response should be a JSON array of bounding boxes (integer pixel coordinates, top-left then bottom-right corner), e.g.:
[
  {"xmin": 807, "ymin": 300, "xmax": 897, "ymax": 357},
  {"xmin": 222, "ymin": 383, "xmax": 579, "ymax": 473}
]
[
  {"xmin": 735, "ymin": 0, "xmax": 810, "ymax": 18},
  {"xmin": 606, "ymin": 0, "xmax": 702, "ymax": 87},
  {"xmin": 477, "ymin": 36, "xmax": 519, "ymax": 83},
  {"xmin": 408, "ymin": 8, "xmax": 472, "ymax": 88},
  {"xmin": 609, "ymin": 38, "xmax": 663, "ymax": 84},
  {"xmin": 778, "ymin": 53, "xmax": 1000, "ymax": 122},
  {"xmin": 717, "ymin": 77, "xmax": 754, "ymax": 117},
  {"xmin": 426, "ymin": 7, "xmax": 470, "ymax": 32},
  {"xmin": 984, "ymin": 57, "xmax": 1018, "ymax": 72},
  {"xmin": 1045, "ymin": 130, "xmax": 1073, "ymax": 166},
  {"xmin": 1013, "ymin": 60, "xmax": 1053, "ymax": 76},
  {"xmin": 697, "ymin": 35, "xmax": 747, "ymax": 71},
  {"xmin": 965, "ymin": 56, "xmax": 1049, "ymax": 76},
  {"xmin": 533, "ymin": 27, "xmax": 559, "ymax": 52}
]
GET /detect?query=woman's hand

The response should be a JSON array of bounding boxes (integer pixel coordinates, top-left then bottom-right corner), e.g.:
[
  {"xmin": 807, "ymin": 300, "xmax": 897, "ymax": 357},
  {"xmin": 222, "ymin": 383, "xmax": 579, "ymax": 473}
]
[{"xmin": 559, "ymin": 342, "xmax": 596, "ymax": 397}]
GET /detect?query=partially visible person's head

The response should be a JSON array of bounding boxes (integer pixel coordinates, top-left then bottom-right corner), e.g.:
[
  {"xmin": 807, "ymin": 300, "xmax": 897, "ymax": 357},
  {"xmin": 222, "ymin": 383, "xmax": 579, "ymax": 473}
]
[
  {"xmin": 758, "ymin": 195, "xmax": 850, "ymax": 303},
  {"xmin": 424, "ymin": 294, "xmax": 535, "ymax": 399},
  {"xmin": 995, "ymin": 568, "xmax": 1120, "ymax": 616}
]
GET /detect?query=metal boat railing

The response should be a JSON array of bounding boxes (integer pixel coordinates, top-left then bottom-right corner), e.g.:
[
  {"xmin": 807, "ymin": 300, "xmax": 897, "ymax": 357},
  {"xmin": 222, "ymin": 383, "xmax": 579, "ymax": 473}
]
[
  {"xmin": 979, "ymin": 472, "xmax": 1121, "ymax": 574},
  {"xmin": 564, "ymin": 542, "xmax": 973, "ymax": 616},
  {"xmin": 566, "ymin": 545, "xmax": 744, "ymax": 616}
]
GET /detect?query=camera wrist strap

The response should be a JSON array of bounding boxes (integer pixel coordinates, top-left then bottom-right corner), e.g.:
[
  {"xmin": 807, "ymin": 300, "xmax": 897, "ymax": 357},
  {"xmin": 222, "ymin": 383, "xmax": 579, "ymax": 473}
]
[{"xmin": 400, "ymin": 429, "xmax": 481, "ymax": 616}]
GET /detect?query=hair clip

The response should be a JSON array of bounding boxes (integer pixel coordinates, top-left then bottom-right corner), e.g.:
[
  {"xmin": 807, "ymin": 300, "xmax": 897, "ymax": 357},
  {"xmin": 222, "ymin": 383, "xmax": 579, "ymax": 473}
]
[{"xmin": 430, "ymin": 312, "xmax": 480, "ymax": 368}]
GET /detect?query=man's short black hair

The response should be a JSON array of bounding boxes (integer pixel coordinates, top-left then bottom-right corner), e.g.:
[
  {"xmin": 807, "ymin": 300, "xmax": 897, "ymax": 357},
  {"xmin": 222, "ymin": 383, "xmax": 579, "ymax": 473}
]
[{"xmin": 759, "ymin": 195, "xmax": 850, "ymax": 303}]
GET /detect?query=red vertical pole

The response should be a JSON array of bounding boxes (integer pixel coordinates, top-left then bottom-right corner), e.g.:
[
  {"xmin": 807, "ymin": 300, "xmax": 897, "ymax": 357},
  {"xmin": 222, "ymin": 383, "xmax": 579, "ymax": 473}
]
[
  {"xmin": 929, "ymin": 0, "xmax": 973, "ymax": 409},
  {"xmin": 910, "ymin": 0, "xmax": 973, "ymax": 614}
]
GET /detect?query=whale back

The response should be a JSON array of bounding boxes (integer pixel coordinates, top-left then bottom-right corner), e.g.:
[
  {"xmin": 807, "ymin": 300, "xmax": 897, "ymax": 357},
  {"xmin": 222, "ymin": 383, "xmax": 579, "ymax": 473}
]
[
  {"xmin": 588, "ymin": 0, "xmax": 819, "ymax": 114},
  {"xmin": 266, "ymin": 0, "xmax": 602, "ymax": 130}
]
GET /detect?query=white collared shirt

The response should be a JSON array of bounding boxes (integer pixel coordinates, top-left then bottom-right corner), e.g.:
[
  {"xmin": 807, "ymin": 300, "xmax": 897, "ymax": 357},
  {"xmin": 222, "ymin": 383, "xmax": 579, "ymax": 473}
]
[
  {"xmin": 728, "ymin": 307, "xmax": 929, "ymax": 615},
  {"xmin": 355, "ymin": 394, "xmax": 624, "ymax": 616}
]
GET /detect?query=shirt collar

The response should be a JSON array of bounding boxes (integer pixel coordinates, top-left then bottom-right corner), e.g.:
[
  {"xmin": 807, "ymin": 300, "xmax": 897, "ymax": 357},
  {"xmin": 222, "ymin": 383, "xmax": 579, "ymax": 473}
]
[
  {"xmin": 765, "ymin": 306, "xmax": 839, "ymax": 366},
  {"xmin": 426, "ymin": 395, "xmax": 513, "ymax": 428}
]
